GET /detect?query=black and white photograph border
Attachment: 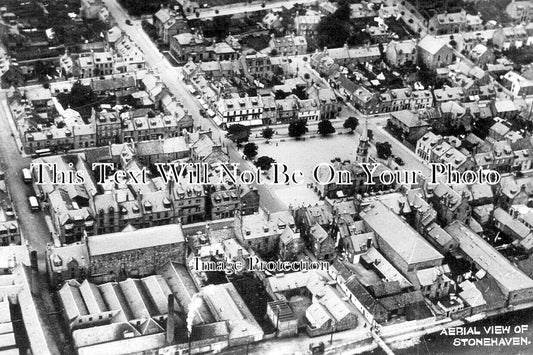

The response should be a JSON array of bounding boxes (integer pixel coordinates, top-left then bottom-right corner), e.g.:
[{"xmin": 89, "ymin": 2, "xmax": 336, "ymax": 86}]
[{"xmin": 0, "ymin": 0, "xmax": 533, "ymax": 354}]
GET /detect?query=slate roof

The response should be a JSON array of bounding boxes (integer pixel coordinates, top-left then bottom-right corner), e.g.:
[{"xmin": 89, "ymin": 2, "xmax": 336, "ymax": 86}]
[
  {"xmin": 87, "ymin": 224, "xmax": 184, "ymax": 256},
  {"xmin": 360, "ymin": 202, "xmax": 443, "ymax": 267}
]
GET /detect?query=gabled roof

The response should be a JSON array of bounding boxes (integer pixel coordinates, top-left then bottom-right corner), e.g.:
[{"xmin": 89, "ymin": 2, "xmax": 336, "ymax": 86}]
[
  {"xmin": 87, "ymin": 224, "xmax": 184, "ymax": 256},
  {"xmin": 360, "ymin": 202, "xmax": 443, "ymax": 267},
  {"xmin": 417, "ymin": 35, "xmax": 450, "ymax": 55}
]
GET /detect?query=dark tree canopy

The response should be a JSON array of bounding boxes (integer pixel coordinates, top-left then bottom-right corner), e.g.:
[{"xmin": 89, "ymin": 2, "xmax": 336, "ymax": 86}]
[
  {"xmin": 120, "ymin": 0, "xmax": 168, "ymax": 16},
  {"xmin": 343, "ymin": 116, "xmax": 359, "ymax": 132},
  {"xmin": 288, "ymin": 119, "xmax": 308, "ymax": 138},
  {"xmin": 261, "ymin": 127, "xmax": 274, "ymax": 140},
  {"xmin": 226, "ymin": 124, "xmax": 251, "ymax": 143},
  {"xmin": 376, "ymin": 141, "xmax": 392, "ymax": 159},
  {"xmin": 316, "ymin": 2, "xmax": 351, "ymax": 48},
  {"xmin": 57, "ymin": 81, "xmax": 97, "ymax": 118},
  {"xmin": 243, "ymin": 142, "xmax": 258, "ymax": 160},
  {"xmin": 255, "ymin": 156, "xmax": 276, "ymax": 170},
  {"xmin": 318, "ymin": 119, "xmax": 336, "ymax": 136}
]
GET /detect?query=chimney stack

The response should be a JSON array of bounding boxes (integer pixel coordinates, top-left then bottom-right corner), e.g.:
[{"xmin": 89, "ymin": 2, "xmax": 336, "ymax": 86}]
[
  {"xmin": 366, "ymin": 236, "xmax": 372, "ymax": 249},
  {"xmin": 166, "ymin": 294, "xmax": 175, "ymax": 344}
]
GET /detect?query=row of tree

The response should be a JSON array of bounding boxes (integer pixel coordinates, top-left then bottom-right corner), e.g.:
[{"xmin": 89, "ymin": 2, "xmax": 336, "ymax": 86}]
[{"xmin": 226, "ymin": 117, "xmax": 364, "ymax": 142}]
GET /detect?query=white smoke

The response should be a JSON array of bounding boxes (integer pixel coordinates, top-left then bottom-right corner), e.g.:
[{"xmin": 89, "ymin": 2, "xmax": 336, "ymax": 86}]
[{"xmin": 187, "ymin": 293, "xmax": 203, "ymax": 335}]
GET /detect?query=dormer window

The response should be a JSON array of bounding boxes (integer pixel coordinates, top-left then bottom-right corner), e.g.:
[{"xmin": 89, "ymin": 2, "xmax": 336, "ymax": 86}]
[
  {"xmin": 144, "ymin": 201, "xmax": 152, "ymax": 211},
  {"xmin": 132, "ymin": 205, "xmax": 140, "ymax": 213}
]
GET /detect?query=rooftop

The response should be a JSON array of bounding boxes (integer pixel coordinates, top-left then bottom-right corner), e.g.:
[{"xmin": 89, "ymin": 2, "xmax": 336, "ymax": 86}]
[
  {"xmin": 360, "ymin": 201, "xmax": 443, "ymax": 267},
  {"xmin": 87, "ymin": 224, "xmax": 184, "ymax": 256},
  {"xmin": 445, "ymin": 221, "xmax": 533, "ymax": 295}
]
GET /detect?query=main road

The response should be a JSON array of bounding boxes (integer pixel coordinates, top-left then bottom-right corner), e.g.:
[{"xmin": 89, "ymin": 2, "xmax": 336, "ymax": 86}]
[
  {"xmin": 104, "ymin": 0, "xmax": 286, "ymax": 212},
  {"xmin": 105, "ymin": 0, "xmax": 429, "ymax": 206}
]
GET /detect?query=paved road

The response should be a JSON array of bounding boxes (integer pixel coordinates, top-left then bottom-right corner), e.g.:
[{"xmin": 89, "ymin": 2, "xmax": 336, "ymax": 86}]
[
  {"xmin": 105, "ymin": 0, "xmax": 286, "ymax": 212},
  {"xmin": 0, "ymin": 93, "xmax": 72, "ymax": 354}
]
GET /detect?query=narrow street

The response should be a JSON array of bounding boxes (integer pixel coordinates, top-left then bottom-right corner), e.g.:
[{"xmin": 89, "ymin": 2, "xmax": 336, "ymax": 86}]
[
  {"xmin": 0, "ymin": 93, "xmax": 72, "ymax": 354},
  {"xmin": 0, "ymin": 94, "xmax": 51, "ymax": 271}
]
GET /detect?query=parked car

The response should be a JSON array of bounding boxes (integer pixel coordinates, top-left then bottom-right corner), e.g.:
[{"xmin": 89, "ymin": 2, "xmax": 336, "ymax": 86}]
[
  {"xmin": 28, "ymin": 196, "xmax": 39, "ymax": 212},
  {"xmin": 394, "ymin": 157, "xmax": 405, "ymax": 166}
]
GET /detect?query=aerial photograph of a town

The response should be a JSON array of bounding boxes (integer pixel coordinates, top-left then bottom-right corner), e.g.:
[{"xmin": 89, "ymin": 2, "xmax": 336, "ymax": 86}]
[{"xmin": 2, "ymin": 0, "xmax": 533, "ymax": 354}]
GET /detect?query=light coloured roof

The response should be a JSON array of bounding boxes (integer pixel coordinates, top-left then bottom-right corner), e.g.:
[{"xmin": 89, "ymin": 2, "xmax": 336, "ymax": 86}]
[
  {"xmin": 87, "ymin": 224, "xmax": 184, "ymax": 256},
  {"xmin": 119, "ymin": 279, "xmax": 155, "ymax": 319},
  {"xmin": 0, "ymin": 245, "xmax": 30, "ymax": 269},
  {"xmin": 391, "ymin": 110, "xmax": 428, "ymax": 128},
  {"xmin": 360, "ymin": 201, "xmax": 443, "ymax": 266},
  {"xmin": 459, "ymin": 280, "xmax": 486, "ymax": 307},
  {"xmin": 494, "ymin": 208, "xmax": 531, "ymax": 239},
  {"xmin": 494, "ymin": 99, "xmax": 518, "ymax": 112},
  {"xmin": 363, "ymin": 247, "xmax": 412, "ymax": 289},
  {"xmin": 58, "ymin": 280, "xmax": 88, "ymax": 322},
  {"xmin": 79, "ymin": 279, "xmax": 107, "ymax": 314},
  {"xmin": 306, "ymin": 302, "xmax": 331, "ymax": 328},
  {"xmin": 141, "ymin": 275, "xmax": 178, "ymax": 316},
  {"xmin": 202, "ymin": 283, "xmax": 264, "ymax": 341},
  {"xmin": 267, "ymin": 270, "xmax": 322, "ymax": 293},
  {"xmin": 156, "ymin": 261, "xmax": 214, "ymax": 325},
  {"xmin": 317, "ymin": 286, "xmax": 353, "ymax": 322},
  {"xmin": 417, "ymin": 35, "xmax": 450, "ymax": 55},
  {"xmin": 240, "ymin": 209, "xmax": 294, "ymax": 241},
  {"xmin": 416, "ymin": 266, "xmax": 450, "ymax": 287},
  {"xmin": 98, "ymin": 282, "xmax": 133, "ymax": 322},
  {"xmin": 72, "ymin": 322, "xmax": 140, "ymax": 349}
]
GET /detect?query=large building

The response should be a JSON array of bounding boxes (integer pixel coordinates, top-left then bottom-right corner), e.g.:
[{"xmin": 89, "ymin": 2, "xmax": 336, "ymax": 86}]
[
  {"xmin": 385, "ymin": 40, "xmax": 418, "ymax": 68},
  {"xmin": 87, "ymin": 224, "xmax": 186, "ymax": 283},
  {"xmin": 446, "ymin": 221, "xmax": 533, "ymax": 305},
  {"xmin": 360, "ymin": 201, "xmax": 444, "ymax": 277},
  {"xmin": 234, "ymin": 209, "xmax": 295, "ymax": 256},
  {"xmin": 269, "ymin": 35, "xmax": 307, "ymax": 56},
  {"xmin": 417, "ymin": 35, "xmax": 455, "ymax": 70},
  {"xmin": 216, "ymin": 95, "xmax": 264, "ymax": 127},
  {"xmin": 201, "ymin": 283, "xmax": 264, "ymax": 346}
]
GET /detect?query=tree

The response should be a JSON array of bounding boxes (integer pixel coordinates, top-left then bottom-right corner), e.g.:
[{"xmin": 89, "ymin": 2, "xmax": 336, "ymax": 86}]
[
  {"xmin": 343, "ymin": 116, "xmax": 359, "ymax": 132},
  {"xmin": 243, "ymin": 142, "xmax": 258, "ymax": 160},
  {"xmin": 304, "ymin": 73, "xmax": 311, "ymax": 80},
  {"xmin": 261, "ymin": 127, "xmax": 274, "ymax": 141},
  {"xmin": 318, "ymin": 119, "xmax": 336, "ymax": 136},
  {"xmin": 255, "ymin": 156, "xmax": 276, "ymax": 170},
  {"xmin": 226, "ymin": 124, "xmax": 250, "ymax": 143},
  {"xmin": 376, "ymin": 142, "xmax": 392, "ymax": 159},
  {"xmin": 367, "ymin": 129, "xmax": 374, "ymax": 141},
  {"xmin": 288, "ymin": 119, "xmax": 308, "ymax": 138},
  {"xmin": 315, "ymin": 2, "xmax": 351, "ymax": 48},
  {"xmin": 57, "ymin": 81, "xmax": 97, "ymax": 118}
]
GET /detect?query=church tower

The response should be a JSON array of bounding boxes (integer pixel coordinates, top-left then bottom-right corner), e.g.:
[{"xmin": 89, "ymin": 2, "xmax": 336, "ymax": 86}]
[{"xmin": 356, "ymin": 118, "xmax": 370, "ymax": 164}]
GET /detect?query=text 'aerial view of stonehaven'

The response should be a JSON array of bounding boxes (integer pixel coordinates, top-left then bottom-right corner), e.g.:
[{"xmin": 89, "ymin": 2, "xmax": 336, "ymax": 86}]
[{"xmin": 1, "ymin": 0, "xmax": 533, "ymax": 354}]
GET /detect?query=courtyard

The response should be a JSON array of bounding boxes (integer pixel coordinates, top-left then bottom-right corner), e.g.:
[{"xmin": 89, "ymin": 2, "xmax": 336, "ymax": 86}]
[{"xmin": 257, "ymin": 133, "xmax": 373, "ymax": 207}]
